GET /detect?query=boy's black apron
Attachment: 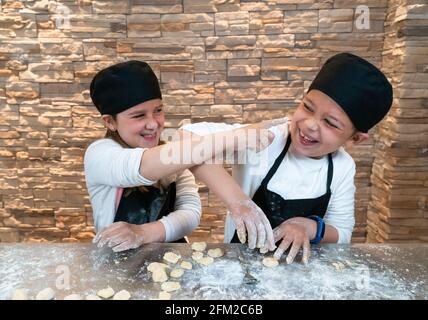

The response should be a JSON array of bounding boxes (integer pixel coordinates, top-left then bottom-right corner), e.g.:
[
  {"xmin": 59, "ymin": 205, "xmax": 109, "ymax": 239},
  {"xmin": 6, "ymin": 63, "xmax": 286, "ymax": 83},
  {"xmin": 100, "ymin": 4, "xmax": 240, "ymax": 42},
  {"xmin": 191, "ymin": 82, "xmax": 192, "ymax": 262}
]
[
  {"xmin": 231, "ymin": 135, "xmax": 333, "ymax": 243},
  {"xmin": 114, "ymin": 182, "xmax": 186, "ymax": 243}
]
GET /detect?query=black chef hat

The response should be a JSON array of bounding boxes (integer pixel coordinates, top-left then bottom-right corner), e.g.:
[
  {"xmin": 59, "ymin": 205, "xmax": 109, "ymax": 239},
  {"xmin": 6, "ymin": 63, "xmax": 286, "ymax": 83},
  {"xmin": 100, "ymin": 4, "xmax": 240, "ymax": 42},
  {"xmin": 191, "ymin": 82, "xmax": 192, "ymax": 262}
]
[
  {"xmin": 90, "ymin": 60, "xmax": 162, "ymax": 115},
  {"xmin": 308, "ymin": 53, "xmax": 393, "ymax": 132}
]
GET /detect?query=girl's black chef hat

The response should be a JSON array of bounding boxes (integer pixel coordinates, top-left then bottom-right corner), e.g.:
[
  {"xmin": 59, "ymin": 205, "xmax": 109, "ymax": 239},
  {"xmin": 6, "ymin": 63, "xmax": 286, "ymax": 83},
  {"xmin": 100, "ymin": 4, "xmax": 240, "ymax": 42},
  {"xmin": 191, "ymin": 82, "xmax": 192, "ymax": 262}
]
[
  {"xmin": 90, "ymin": 60, "xmax": 162, "ymax": 115},
  {"xmin": 308, "ymin": 53, "xmax": 393, "ymax": 133}
]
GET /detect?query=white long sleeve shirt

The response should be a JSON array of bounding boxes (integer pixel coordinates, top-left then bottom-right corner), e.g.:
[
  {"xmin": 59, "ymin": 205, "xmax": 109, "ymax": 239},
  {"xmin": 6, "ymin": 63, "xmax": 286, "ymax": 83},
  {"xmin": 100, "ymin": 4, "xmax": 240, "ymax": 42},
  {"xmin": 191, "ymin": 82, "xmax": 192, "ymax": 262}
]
[
  {"xmin": 183, "ymin": 120, "xmax": 356, "ymax": 244},
  {"xmin": 84, "ymin": 138, "xmax": 202, "ymax": 242}
]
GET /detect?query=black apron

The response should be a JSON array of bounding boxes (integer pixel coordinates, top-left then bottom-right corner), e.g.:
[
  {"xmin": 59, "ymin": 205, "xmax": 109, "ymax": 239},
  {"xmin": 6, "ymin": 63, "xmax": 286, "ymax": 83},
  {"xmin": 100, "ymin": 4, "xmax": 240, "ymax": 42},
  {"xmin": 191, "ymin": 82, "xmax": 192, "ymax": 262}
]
[
  {"xmin": 231, "ymin": 135, "xmax": 333, "ymax": 242},
  {"xmin": 114, "ymin": 182, "xmax": 186, "ymax": 243}
]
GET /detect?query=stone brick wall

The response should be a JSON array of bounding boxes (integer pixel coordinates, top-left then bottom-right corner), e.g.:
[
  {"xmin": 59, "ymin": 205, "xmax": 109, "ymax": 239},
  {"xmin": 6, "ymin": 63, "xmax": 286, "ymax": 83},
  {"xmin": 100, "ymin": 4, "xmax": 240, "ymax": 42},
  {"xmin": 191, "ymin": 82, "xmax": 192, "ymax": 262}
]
[
  {"xmin": 366, "ymin": 0, "xmax": 428, "ymax": 243},
  {"xmin": 0, "ymin": 0, "xmax": 424, "ymax": 244}
]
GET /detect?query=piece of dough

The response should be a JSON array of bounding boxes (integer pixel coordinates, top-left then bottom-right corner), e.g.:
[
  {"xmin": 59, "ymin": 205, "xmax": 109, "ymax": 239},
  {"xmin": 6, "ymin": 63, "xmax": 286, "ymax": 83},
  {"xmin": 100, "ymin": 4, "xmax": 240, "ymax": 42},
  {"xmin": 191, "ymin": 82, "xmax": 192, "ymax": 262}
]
[
  {"xmin": 192, "ymin": 251, "xmax": 203, "ymax": 261},
  {"xmin": 170, "ymin": 268, "xmax": 184, "ymax": 278},
  {"xmin": 64, "ymin": 293, "xmax": 82, "ymax": 300},
  {"xmin": 113, "ymin": 290, "xmax": 131, "ymax": 300},
  {"xmin": 152, "ymin": 268, "xmax": 168, "ymax": 283},
  {"xmin": 86, "ymin": 294, "xmax": 102, "ymax": 300},
  {"xmin": 180, "ymin": 261, "xmax": 193, "ymax": 270},
  {"xmin": 11, "ymin": 289, "xmax": 28, "ymax": 300},
  {"xmin": 97, "ymin": 287, "xmax": 115, "ymax": 299},
  {"xmin": 36, "ymin": 287, "xmax": 55, "ymax": 300},
  {"xmin": 159, "ymin": 291, "xmax": 171, "ymax": 300},
  {"xmin": 198, "ymin": 256, "xmax": 214, "ymax": 266},
  {"xmin": 163, "ymin": 252, "xmax": 181, "ymax": 264},
  {"xmin": 161, "ymin": 281, "xmax": 181, "ymax": 292},
  {"xmin": 207, "ymin": 248, "xmax": 224, "ymax": 258},
  {"xmin": 191, "ymin": 242, "xmax": 207, "ymax": 252},
  {"xmin": 147, "ymin": 262, "xmax": 168, "ymax": 272},
  {"xmin": 262, "ymin": 257, "xmax": 279, "ymax": 268}
]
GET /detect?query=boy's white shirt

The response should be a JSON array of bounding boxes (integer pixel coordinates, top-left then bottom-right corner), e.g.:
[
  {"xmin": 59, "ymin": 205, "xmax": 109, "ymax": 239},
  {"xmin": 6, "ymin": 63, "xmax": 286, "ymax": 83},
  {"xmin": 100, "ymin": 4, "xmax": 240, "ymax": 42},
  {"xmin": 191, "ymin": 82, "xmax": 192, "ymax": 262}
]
[
  {"xmin": 182, "ymin": 120, "xmax": 356, "ymax": 244},
  {"xmin": 84, "ymin": 138, "xmax": 202, "ymax": 242}
]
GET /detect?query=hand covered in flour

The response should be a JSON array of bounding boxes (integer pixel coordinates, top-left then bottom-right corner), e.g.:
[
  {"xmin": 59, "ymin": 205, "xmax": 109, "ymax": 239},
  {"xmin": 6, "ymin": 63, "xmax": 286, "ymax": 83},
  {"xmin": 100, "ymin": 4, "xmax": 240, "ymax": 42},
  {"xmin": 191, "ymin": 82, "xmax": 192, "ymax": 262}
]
[
  {"xmin": 230, "ymin": 200, "xmax": 276, "ymax": 252},
  {"xmin": 273, "ymin": 217, "xmax": 317, "ymax": 264},
  {"xmin": 93, "ymin": 221, "xmax": 165, "ymax": 252}
]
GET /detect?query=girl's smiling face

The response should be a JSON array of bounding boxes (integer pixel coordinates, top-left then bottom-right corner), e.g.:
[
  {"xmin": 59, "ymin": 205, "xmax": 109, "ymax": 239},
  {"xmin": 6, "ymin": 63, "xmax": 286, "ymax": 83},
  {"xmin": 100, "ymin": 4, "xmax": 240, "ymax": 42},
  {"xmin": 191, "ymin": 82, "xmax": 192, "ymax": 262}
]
[
  {"xmin": 289, "ymin": 89, "xmax": 368, "ymax": 158},
  {"xmin": 102, "ymin": 98, "xmax": 164, "ymax": 149}
]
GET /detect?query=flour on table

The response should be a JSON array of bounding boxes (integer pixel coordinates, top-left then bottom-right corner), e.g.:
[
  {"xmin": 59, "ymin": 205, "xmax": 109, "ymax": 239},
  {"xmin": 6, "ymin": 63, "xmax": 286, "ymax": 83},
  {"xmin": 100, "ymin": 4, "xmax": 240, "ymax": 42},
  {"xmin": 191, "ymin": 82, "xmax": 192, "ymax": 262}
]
[{"xmin": 36, "ymin": 287, "xmax": 55, "ymax": 300}]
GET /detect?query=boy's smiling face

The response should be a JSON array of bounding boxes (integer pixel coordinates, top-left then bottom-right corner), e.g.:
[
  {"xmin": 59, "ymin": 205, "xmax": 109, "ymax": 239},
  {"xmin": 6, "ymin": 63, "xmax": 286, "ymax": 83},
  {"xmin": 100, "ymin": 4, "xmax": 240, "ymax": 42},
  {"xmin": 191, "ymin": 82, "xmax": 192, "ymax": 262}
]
[{"xmin": 289, "ymin": 89, "xmax": 368, "ymax": 158}]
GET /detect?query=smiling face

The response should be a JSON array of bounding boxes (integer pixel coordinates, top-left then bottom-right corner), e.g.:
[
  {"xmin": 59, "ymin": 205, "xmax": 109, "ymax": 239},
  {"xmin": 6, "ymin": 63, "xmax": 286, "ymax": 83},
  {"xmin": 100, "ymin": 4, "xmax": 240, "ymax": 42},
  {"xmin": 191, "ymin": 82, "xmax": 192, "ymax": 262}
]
[
  {"xmin": 102, "ymin": 99, "xmax": 164, "ymax": 149},
  {"xmin": 289, "ymin": 89, "xmax": 368, "ymax": 158}
]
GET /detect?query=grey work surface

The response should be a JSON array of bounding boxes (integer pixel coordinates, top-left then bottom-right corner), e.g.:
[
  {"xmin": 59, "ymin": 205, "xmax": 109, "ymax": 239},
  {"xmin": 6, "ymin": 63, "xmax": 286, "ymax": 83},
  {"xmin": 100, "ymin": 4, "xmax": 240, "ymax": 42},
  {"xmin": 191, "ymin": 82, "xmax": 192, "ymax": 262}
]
[{"xmin": 1, "ymin": 243, "xmax": 427, "ymax": 300}]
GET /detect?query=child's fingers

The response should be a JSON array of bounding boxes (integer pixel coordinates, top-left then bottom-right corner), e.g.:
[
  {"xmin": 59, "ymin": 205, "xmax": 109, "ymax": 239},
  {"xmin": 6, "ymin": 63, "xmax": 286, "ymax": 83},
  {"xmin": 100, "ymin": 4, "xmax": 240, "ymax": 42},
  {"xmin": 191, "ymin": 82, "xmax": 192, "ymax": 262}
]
[
  {"xmin": 302, "ymin": 240, "xmax": 311, "ymax": 264},
  {"xmin": 255, "ymin": 221, "xmax": 266, "ymax": 249},
  {"xmin": 234, "ymin": 218, "xmax": 247, "ymax": 244},
  {"xmin": 260, "ymin": 215, "xmax": 276, "ymax": 251},
  {"xmin": 244, "ymin": 219, "xmax": 257, "ymax": 250},
  {"xmin": 286, "ymin": 240, "xmax": 302, "ymax": 264},
  {"xmin": 274, "ymin": 237, "xmax": 292, "ymax": 260}
]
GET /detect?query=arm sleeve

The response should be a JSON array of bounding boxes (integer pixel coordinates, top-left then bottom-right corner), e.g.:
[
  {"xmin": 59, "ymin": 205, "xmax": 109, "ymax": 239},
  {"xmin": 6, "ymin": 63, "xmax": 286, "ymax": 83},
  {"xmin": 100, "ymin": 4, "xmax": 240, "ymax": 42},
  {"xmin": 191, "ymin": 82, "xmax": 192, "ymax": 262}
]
[
  {"xmin": 182, "ymin": 121, "xmax": 244, "ymax": 135},
  {"xmin": 159, "ymin": 169, "xmax": 202, "ymax": 242},
  {"xmin": 323, "ymin": 158, "xmax": 356, "ymax": 244},
  {"xmin": 84, "ymin": 139, "xmax": 156, "ymax": 188}
]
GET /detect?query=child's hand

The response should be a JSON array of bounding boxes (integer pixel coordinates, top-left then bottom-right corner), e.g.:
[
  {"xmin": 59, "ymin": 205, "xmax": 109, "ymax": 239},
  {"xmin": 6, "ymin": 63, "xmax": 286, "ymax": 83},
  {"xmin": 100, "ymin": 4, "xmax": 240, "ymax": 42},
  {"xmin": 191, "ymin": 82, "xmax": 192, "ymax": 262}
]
[
  {"xmin": 230, "ymin": 200, "xmax": 276, "ymax": 252},
  {"xmin": 233, "ymin": 117, "xmax": 288, "ymax": 152},
  {"xmin": 272, "ymin": 217, "xmax": 317, "ymax": 264},
  {"xmin": 93, "ymin": 221, "xmax": 153, "ymax": 252}
]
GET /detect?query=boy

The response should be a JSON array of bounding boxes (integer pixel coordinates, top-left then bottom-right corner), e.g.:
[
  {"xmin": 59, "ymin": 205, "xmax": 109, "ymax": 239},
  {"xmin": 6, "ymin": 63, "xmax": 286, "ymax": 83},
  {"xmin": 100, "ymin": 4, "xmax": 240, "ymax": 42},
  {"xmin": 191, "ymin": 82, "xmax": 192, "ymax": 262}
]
[{"xmin": 184, "ymin": 52, "xmax": 393, "ymax": 263}]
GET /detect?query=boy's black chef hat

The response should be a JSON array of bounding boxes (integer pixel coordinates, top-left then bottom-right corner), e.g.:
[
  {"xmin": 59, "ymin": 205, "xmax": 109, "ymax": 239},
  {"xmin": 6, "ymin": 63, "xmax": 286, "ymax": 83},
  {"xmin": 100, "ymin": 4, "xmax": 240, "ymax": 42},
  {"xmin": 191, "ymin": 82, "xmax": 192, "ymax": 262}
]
[
  {"xmin": 308, "ymin": 53, "xmax": 393, "ymax": 133},
  {"xmin": 90, "ymin": 60, "xmax": 162, "ymax": 115}
]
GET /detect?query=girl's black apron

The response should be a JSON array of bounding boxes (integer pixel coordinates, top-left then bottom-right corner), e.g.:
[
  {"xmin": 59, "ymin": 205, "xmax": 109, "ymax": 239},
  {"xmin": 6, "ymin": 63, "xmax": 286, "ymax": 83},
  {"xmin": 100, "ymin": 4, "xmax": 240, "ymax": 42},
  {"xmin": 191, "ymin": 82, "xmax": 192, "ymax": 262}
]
[
  {"xmin": 114, "ymin": 182, "xmax": 186, "ymax": 243},
  {"xmin": 231, "ymin": 135, "xmax": 333, "ymax": 242}
]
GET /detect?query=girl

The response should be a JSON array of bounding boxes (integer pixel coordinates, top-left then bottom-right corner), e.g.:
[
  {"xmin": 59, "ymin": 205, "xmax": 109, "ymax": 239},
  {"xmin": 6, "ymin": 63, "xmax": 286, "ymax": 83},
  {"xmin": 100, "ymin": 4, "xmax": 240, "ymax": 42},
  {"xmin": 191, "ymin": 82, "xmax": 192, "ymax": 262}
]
[{"xmin": 85, "ymin": 60, "xmax": 282, "ymax": 252}]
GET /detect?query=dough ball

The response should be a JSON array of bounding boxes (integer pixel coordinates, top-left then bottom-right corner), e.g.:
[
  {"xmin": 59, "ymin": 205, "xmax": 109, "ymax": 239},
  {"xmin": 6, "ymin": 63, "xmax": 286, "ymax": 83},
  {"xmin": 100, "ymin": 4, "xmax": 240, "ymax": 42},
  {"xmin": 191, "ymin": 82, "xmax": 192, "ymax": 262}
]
[
  {"xmin": 262, "ymin": 257, "xmax": 279, "ymax": 268},
  {"xmin": 161, "ymin": 281, "xmax": 181, "ymax": 292},
  {"xmin": 147, "ymin": 262, "xmax": 168, "ymax": 272},
  {"xmin": 191, "ymin": 251, "xmax": 203, "ymax": 261},
  {"xmin": 163, "ymin": 252, "xmax": 181, "ymax": 264},
  {"xmin": 97, "ymin": 286, "xmax": 115, "ymax": 299},
  {"xmin": 36, "ymin": 287, "xmax": 55, "ymax": 300},
  {"xmin": 198, "ymin": 256, "xmax": 214, "ymax": 266},
  {"xmin": 191, "ymin": 242, "xmax": 207, "ymax": 252},
  {"xmin": 152, "ymin": 268, "xmax": 168, "ymax": 283},
  {"xmin": 159, "ymin": 291, "xmax": 171, "ymax": 300},
  {"xmin": 170, "ymin": 268, "xmax": 184, "ymax": 278},
  {"xmin": 207, "ymin": 248, "xmax": 224, "ymax": 258},
  {"xmin": 86, "ymin": 294, "xmax": 102, "ymax": 300},
  {"xmin": 11, "ymin": 289, "xmax": 28, "ymax": 300},
  {"xmin": 113, "ymin": 290, "xmax": 131, "ymax": 300},
  {"xmin": 180, "ymin": 261, "xmax": 193, "ymax": 270},
  {"xmin": 64, "ymin": 293, "xmax": 82, "ymax": 300}
]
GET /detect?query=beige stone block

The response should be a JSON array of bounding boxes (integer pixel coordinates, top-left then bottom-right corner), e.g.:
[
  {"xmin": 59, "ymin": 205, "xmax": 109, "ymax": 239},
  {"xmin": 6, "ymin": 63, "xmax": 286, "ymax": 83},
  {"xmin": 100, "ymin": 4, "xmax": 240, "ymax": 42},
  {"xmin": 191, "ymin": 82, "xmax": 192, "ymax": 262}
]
[
  {"xmin": 319, "ymin": 9, "xmax": 354, "ymax": 33},
  {"xmin": 284, "ymin": 10, "xmax": 318, "ymax": 33},
  {"xmin": 5, "ymin": 82, "xmax": 39, "ymax": 99},
  {"xmin": 206, "ymin": 35, "xmax": 256, "ymax": 51}
]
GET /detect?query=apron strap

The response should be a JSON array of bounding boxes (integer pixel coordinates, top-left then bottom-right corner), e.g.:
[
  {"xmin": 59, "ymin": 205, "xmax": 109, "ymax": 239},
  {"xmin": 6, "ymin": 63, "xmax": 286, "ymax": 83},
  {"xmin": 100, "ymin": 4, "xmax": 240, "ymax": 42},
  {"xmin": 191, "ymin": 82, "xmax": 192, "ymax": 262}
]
[
  {"xmin": 115, "ymin": 187, "xmax": 124, "ymax": 212},
  {"xmin": 326, "ymin": 153, "xmax": 333, "ymax": 193},
  {"xmin": 260, "ymin": 135, "xmax": 292, "ymax": 187}
]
